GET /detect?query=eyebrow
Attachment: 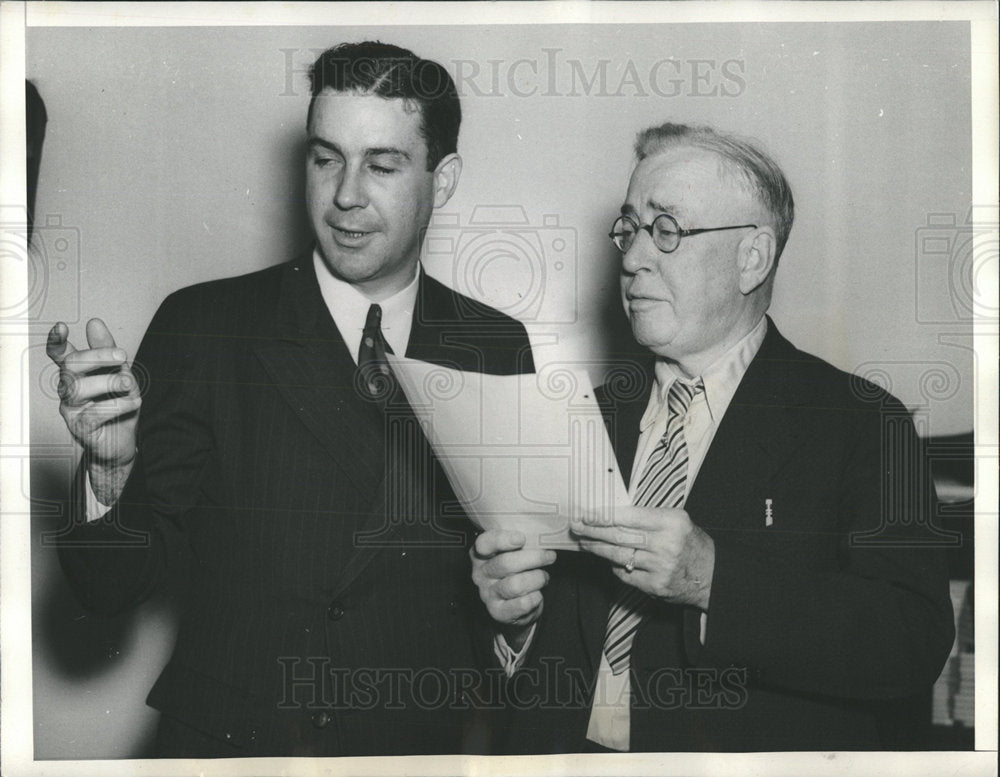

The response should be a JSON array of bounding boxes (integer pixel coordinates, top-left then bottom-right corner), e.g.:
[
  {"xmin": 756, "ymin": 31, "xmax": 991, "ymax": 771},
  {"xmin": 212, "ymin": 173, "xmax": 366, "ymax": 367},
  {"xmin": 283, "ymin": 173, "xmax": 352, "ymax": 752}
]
[
  {"xmin": 307, "ymin": 137, "xmax": 411, "ymax": 162},
  {"xmin": 648, "ymin": 198, "xmax": 682, "ymax": 217},
  {"xmin": 366, "ymin": 146, "xmax": 411, "ymax": 162},
  {"xmin": 620, "ymin": 200, "xmax": 685, "ymax": 219}
]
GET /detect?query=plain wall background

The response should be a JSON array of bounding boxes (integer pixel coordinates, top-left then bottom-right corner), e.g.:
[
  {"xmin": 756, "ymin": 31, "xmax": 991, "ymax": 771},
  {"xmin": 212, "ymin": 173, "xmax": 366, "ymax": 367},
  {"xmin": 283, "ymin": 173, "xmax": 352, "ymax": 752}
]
[{"xmin": 26, "ymin": 22, "xmax": 972, "ymax": 758}]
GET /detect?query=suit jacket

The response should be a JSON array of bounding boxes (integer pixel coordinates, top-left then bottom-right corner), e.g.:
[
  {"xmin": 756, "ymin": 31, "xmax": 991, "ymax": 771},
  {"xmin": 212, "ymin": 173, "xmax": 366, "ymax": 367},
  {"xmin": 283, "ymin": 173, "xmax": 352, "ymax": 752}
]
[
  {"xmin": 501, "ymin": 320, "xmax": 954, "ymax": 752},
  {"xmin": 57, "ymin": 257, "xmax": 534, "ymax": 757}
]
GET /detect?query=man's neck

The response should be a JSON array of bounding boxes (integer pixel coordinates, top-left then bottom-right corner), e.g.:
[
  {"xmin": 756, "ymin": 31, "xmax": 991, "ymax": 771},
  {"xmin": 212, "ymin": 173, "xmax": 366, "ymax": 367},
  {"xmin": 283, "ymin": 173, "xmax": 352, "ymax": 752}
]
[
  {"xmin": 314, "ymin": 256, "xmax": 420, "ymax": 303},
  {"xmin": 671, "ymin": 313, "xmax": 768, "ymax": 379}
]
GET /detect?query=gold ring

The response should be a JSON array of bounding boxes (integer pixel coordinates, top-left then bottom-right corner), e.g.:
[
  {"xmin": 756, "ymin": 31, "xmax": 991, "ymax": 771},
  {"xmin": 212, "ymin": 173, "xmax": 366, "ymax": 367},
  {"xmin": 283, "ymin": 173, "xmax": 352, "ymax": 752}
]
[{"xmin": 624, "ymin": 548, "xmax": 637, "ymax": 573}]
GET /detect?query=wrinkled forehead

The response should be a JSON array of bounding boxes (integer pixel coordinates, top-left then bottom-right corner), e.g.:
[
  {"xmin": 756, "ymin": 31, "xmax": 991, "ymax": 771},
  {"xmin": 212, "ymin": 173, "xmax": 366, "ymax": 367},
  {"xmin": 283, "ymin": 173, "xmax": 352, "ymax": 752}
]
[{"xmin": 625, "ymin": 145, "xmax": 752, "ymax": 222}]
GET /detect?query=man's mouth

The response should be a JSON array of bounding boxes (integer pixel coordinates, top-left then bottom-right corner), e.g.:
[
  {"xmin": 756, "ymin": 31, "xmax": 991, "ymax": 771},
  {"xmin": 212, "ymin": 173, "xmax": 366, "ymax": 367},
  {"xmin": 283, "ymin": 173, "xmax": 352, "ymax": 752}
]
[
  {"xmin": 329, "ymin": 224, "xmax": 376, "ymax": 244},
  {"xmin": 334, "ymin": 226, "xmax": 371, "ymax": 238},
  {"xmin": 626, "ymin": 295, "xmax": 670, "ymax": 313}
]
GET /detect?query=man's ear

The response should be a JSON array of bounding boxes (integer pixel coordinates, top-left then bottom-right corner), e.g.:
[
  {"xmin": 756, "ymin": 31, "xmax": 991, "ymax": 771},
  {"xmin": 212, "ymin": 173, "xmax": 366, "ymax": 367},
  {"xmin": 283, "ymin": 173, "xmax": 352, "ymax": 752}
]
[
  {"xmin": 433, "ymin": 153, "xmax": 462, "ymax": 208},
  {"xmin": 738, "ymin": 226, "xmax": 776, "ymax": 295}
]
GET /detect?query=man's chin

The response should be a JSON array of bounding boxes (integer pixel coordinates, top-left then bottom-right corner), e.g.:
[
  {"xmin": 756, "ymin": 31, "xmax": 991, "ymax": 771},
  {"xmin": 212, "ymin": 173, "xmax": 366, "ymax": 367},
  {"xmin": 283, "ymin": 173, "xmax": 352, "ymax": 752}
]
[
  {"xmin": 629, "ymin": 318, "xmax": 676, "ymax": 348},
  {"xmin": 316, "ymin": 248, "xmax": 378, "ymax": 283}
]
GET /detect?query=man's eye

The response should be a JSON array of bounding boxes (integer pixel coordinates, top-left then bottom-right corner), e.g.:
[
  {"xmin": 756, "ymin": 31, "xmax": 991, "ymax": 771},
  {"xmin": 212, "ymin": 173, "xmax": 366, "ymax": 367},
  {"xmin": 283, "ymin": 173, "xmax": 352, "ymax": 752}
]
[
  {"xmin": 311, "ymin": 153, "xmax": 341, "ymax": 168},
  {"xmin": 369, "ymin": 164, "xmax": 396, "ymax": 175}
]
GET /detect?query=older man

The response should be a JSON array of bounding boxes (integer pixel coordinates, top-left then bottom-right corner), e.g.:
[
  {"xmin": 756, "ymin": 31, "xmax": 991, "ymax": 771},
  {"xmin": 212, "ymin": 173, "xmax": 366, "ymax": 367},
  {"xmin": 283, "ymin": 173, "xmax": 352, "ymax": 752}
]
[
  {"xmin": 47, "ymin": 42, "xmax": 533, "ymax": 757},
  {"xmin": 472, "ymin": 122, "xmax": 954, "ymax": 752}
]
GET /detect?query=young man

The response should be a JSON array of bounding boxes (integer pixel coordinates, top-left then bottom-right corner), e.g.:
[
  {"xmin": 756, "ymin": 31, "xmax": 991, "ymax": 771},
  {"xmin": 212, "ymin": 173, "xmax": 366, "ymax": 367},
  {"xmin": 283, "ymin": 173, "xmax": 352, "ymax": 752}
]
[{"xmin": 48, "ymin": 41, "xmax": 533, "ymax": 758}]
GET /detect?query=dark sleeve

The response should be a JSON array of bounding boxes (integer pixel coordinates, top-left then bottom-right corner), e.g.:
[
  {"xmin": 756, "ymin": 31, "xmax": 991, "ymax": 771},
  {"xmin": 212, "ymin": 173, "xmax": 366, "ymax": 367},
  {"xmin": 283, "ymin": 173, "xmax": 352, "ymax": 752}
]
[
  {"xmin": 689, "ymin": 397, "xmax": 955, "ymax": 700},
  {"xmin": 57, "ymin": 292, "xmax": 214, "ymax": 616}
]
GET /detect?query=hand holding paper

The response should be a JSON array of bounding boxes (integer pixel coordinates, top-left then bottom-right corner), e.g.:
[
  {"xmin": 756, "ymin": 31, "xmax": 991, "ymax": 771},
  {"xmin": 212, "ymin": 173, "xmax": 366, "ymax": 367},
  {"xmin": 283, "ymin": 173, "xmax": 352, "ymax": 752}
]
[
  {"xmin": 470, "ymin": 530, "xmax": 557, "ymax": 649},
  {"xmin": 571, "ymin": 506, "xmax": 715, "ymax": 609}
]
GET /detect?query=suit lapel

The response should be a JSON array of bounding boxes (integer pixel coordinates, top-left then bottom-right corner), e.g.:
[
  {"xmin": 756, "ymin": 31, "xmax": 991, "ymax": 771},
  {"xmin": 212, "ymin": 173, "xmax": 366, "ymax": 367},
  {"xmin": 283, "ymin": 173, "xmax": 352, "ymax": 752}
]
[
  {"xmin": 323, "ymin": 271, "xmax": 484, "ymax": 596},
  {"xmin": 252, "ymin": 259, "xmax": 385, "ymax": 498},
  {"xmin": 345, "ymin": 270, "xmax": 481, "ymax": 545},
  {"xmin": 576, "ymin": 564, "xmax": 613, "ymax": 674},
  {"xmin": 408, "ymin": 271, "xmax": 507, "ymax": 371},
  {"xmin": 576, "ymin": 360, "xmax": 655, "ymax": 671},
  {"xmin": 686, "ymin": 320, "xmax": 808, "ymax": 530}
]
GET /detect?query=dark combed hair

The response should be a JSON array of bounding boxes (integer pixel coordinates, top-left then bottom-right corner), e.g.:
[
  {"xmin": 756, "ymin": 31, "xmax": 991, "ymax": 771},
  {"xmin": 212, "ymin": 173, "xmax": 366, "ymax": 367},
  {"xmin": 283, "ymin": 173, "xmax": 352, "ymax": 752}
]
[
  {"xmin": 635, "ymin": 123, "xmax": 795, "ymax": 262},
  {"xmin": 308, "ymin": 41, "xmax": 461, "ymax": 171}
]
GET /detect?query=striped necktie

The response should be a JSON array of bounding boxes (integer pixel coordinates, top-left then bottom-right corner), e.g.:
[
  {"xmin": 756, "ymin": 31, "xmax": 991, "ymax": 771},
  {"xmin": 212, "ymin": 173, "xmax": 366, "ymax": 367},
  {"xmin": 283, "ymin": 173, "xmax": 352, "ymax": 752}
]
[
  {"xmin": 602, "ymin": 378, "xmax": 703, "ymax": 676},
  {"xmin": 357, "ymin": 303, "xmax": 395, "ymax": 401}
]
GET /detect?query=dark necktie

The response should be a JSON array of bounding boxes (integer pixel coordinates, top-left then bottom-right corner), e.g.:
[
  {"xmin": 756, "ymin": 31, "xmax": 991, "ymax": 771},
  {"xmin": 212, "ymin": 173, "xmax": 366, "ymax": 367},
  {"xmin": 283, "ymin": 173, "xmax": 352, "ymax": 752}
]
[
  {"xmin": 602, "ymin": 379, "xmax": 704, "ymax": 675},
  {"xmin": 357, "ymin": 303, "xmax": 395, "ymax": 401}
]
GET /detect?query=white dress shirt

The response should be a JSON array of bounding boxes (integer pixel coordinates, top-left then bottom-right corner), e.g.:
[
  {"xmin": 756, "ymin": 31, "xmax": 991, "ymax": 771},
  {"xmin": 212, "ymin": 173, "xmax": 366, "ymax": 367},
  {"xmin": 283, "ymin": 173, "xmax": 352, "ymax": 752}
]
[
  {"xmin": 86, "ymin": 252, "xmax": 421, "ymax": 519},
  {"xmin": 312, "ymin": 250, "xmax": 419, "ymax": 363}
]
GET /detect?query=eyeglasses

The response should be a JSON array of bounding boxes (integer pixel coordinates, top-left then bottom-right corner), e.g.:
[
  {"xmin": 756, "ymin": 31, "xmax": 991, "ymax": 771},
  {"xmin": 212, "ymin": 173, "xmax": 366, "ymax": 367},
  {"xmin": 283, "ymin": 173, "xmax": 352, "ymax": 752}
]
[{"xmin": 608, "ymin": 213, "xmax": 757, "ymax": 254}]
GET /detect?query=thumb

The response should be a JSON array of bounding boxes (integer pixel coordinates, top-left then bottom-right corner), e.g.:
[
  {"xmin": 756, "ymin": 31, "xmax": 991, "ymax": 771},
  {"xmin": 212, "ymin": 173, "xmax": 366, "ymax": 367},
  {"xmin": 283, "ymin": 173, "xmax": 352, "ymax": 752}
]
[
  {"xmin": 46, "ymin": 322, "xmax": 76, "ymax": 364},
  {"xmin": 86, "ymin": 317, "xmax": 118, "ymax": 350}
]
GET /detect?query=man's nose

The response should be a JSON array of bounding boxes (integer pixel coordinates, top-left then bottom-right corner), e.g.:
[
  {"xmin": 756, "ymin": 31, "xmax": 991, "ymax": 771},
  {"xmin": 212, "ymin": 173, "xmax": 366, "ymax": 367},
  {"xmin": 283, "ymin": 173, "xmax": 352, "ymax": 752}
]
[
  {"xmin": 333, "ymin": 165, "xmax": 368, "ymax": 210},
  {"xmin": 620, "ymin": 230, "xmax": 658, "ymax": 275}
]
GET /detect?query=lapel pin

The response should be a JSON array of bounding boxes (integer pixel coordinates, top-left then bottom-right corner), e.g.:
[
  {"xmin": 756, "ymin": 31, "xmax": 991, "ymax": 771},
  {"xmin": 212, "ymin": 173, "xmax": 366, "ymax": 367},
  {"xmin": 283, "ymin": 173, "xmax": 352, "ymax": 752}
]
[{"xmin": 765, "ymin": 499, "xmax": 774, "ymax": 527}]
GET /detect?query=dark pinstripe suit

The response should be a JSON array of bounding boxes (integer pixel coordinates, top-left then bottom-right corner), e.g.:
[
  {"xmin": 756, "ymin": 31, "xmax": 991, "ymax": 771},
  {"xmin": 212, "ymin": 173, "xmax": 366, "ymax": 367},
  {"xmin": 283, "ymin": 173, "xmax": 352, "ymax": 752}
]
[{"xmin": 58, "ymin": 257, "xmax": 534, "ymax": 756}]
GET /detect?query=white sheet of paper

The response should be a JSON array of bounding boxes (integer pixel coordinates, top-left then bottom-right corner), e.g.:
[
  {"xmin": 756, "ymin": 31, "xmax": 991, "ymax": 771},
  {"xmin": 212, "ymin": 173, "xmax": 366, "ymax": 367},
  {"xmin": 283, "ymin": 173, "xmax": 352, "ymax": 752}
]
[{"xmin": 387, "ymin": 355, "xmax": 631, "ymax": 549}]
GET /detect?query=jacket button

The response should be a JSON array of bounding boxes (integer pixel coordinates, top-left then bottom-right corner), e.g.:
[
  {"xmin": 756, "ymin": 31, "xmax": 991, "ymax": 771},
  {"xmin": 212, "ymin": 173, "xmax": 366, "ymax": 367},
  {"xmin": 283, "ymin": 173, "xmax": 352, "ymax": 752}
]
[
  {"xmin": 311, "ymin": 711, "xmax": 331, "ymax": 729},
  {"xmin": 327, "ymin": 601, "xmax": 345, "ymax": 621}
]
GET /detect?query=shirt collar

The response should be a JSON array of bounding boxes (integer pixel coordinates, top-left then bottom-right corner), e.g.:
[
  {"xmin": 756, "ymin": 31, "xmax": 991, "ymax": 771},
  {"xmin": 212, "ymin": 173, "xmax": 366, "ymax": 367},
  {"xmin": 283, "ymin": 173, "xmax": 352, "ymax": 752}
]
[
  {"xmin": 311, "ymin": 249, "xmax": 420, "ymax": 362},
  {"xmin": 640, "ymin": 316, "xmax": 769, "ymax": 432}
]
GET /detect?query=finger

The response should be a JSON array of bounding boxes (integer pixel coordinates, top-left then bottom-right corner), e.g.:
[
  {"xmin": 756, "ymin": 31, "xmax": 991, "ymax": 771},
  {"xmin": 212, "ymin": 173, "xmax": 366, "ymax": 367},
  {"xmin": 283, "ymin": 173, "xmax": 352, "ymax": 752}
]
[
  {"xmin": 578, "ymin": 505, "xmax": 667, "ymax": 531},
  {"xmin": 495, "ymin": 569, "xmax": 549, "ymax": 600},
  {"xmin": 611, "ymin": 567, "xmax": 650, "ymax": 589},
  {"xmin": 85, "ymin": 318, "xmax": 118, "ymax": 351},
  {"xmin": 46, "ymin": 322, "xmax": 76, "ymax": 364},
  {"xmin": 492, "ymin": 592, "xmax": 543, "ymax": 624},
  {"xmin": 72, "ymin": 396, "xmax": 142, "ymax": 435},
  {"xmin": 484, "ymin": 548, "xmax": 556, "ymax": 580},
  {"xmin": 570, "ymin": 521, "xmax": 646, "ymax": 548},
  {"xmin": 63, "ymin": 347, "xmax": 130, "ymax": 375},
  {"xmin": 59, "ymin": 372, "xmax": 137, "ymax": 406},
  {"xmin": 578, "ymin": 539, "xmax": 637, "ymax": 569},
  {"xmin": 118, "ymin": 364, "xmax": 141, "ymax": 397},
  {"xmin": 473, "ymin": 529, "xmax": 526, "ymax": 559}
]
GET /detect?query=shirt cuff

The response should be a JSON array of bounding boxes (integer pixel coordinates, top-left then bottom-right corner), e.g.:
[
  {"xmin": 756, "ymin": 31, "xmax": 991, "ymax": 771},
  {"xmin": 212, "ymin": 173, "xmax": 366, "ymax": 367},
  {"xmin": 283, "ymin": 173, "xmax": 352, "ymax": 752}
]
[
  {"xmin": 700, "ymin": 611, "xmax": 708, "ymax": 644},
  {"xmin": 493, "ymin": 624, "xmax": 537, "ymax": 678},
  {"xmin": 84, "ymin": 469, "xmax": 114, "ymax": 522}
]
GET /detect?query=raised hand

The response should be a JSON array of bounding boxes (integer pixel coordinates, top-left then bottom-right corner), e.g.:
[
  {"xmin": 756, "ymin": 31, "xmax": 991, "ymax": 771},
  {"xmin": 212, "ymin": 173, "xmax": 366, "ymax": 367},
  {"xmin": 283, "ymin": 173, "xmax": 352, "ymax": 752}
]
[{"xmin": 47, "ymin": 318, "xmax": 141, "ymax": 505}]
